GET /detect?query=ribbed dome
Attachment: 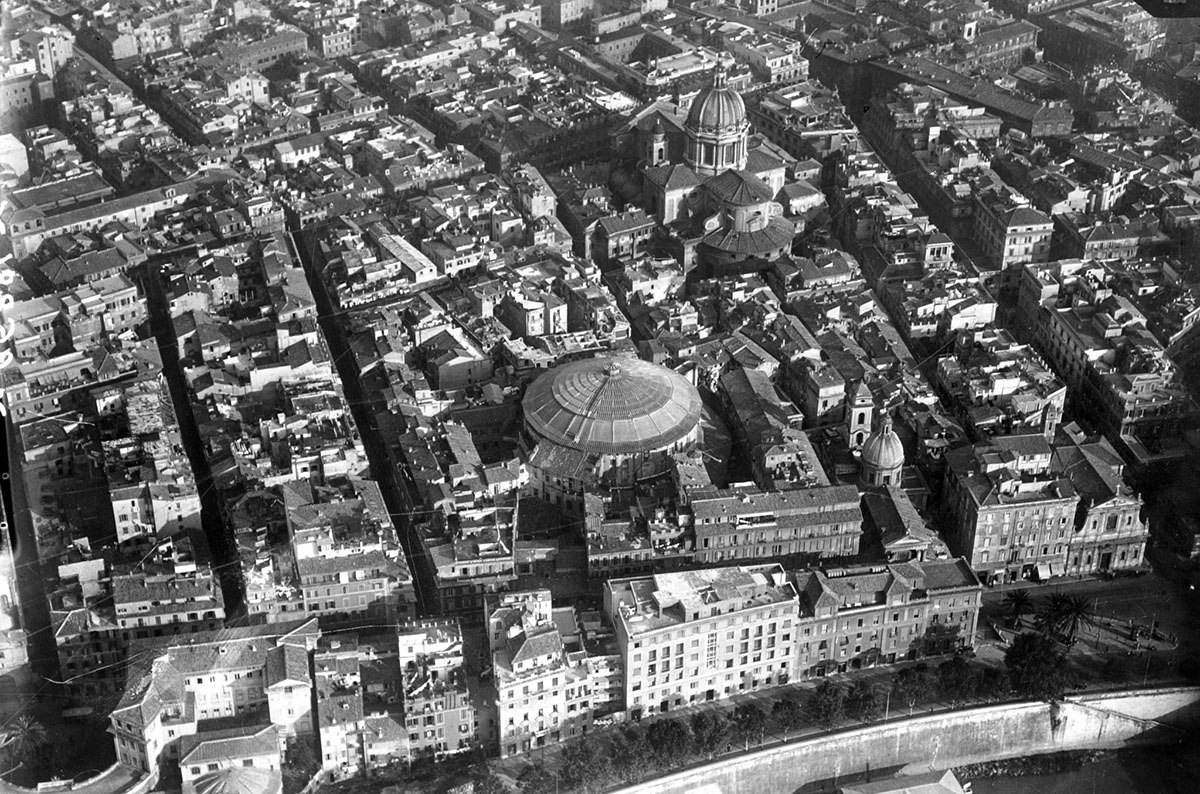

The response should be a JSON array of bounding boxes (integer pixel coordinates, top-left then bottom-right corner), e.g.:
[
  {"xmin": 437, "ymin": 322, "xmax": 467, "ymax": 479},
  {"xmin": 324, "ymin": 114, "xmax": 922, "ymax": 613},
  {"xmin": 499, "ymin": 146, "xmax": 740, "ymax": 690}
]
[
  {"xmin": 862, "ymin": 413, "xmax": 905, "ymax": 473},
  {"xmin": 192, "ymin": 766, "xmax": 282, "ymax": 794},
  {"xmin": 523, "ymin": 356, "xmax": 702, "ymax": 456},
  {"xmin": 686, "ymin": 67, "xmax": 747, "ymax": 133}
]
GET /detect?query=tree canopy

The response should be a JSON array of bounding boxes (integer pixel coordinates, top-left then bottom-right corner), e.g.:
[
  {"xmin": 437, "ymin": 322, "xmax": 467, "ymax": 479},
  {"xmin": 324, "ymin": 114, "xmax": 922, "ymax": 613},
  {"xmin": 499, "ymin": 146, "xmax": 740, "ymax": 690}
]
[
  {"xmin": 1005, "ymin": 632, "xmax": 1072, "ymax": 701},
  {"xmin": 646, "ymin": 717, "xmax": 693, "ymax": 765},
  {"xmin": 690, "ymin": 711, "xmax": 731, "ymax": 759},
  {"xmin": 891, "ymin": 667, "xmax": 933, "ymax": 714},
  {"xmin": 807, "ymin": 680, "xmax": 846, "ymax": 731},
  {"xmin": 846, "ymin": 681, "xmax": 883, "ymax": 723}
]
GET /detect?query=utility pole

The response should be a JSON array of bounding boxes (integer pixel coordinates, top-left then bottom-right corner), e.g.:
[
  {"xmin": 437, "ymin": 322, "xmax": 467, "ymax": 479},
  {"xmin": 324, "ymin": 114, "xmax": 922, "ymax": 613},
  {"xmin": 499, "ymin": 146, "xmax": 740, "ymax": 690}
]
[{"xmin": 884, "ymin": 689, "xmax": 891, "ymax": 721}]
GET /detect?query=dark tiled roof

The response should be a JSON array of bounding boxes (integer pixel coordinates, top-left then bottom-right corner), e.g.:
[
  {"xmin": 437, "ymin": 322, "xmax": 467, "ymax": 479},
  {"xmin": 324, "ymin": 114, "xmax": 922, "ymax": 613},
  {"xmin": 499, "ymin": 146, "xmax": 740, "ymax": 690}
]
[
  {"xmin": 509, "ymin": 624, "xmax": 562, "ymax": 666},
  {"xmin": 265, "ymin": 643, "xmax": 310, "ymax": 688},
  {"xmin": 704, "ymin": 169, "xmax": 774, "ymax": 206}
]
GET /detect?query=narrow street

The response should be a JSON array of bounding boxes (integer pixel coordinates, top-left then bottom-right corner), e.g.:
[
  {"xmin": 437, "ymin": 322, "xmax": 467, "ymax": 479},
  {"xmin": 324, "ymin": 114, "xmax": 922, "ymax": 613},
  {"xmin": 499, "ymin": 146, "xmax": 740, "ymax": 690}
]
[
  {"xmin": 2, "ymin": 419, "xmax": 61, "ymax": 713},
  {"xmin": 289, "ymin": 228, "xmax": 436, "ymax": 617},
  {"xmin": 139, "ymin": 258, "xmax": 245, "ymax": 616}
]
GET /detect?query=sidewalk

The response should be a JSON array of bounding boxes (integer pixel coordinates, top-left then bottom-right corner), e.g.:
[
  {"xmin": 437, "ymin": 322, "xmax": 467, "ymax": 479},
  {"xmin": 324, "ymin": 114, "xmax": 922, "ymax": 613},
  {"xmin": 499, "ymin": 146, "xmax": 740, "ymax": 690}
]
[
  {"xmin": 492, "ymin": 647, "xmax": 1195, "ymax": 790},
  {"xmin": 491, "ymin": 657, "xmax": 988, "ymax": 784}
]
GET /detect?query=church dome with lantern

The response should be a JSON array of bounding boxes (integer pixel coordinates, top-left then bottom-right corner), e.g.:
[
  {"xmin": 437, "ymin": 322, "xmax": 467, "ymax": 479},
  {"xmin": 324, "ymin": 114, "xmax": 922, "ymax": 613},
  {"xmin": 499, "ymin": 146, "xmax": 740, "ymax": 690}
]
[
  {"xmin": 861, "ymin": 412, "xmax": 905, "ymax": 487},
  {"xmin": 684, "ymin": 62, "xmax": 750, "ymax": 178}
]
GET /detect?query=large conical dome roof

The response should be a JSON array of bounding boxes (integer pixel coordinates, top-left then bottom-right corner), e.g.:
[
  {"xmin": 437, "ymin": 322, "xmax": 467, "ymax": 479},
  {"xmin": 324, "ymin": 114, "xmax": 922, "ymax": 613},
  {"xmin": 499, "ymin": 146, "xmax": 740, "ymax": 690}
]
[{"xmin": 523, "ymin": 356, "xmax": 702, "ymax": 455}]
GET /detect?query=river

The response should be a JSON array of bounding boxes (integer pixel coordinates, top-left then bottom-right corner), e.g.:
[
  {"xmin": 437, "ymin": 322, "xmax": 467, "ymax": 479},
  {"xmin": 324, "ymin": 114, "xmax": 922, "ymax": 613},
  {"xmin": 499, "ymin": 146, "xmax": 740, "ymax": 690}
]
[{"xmin": 970, "ymin": 741, "xmax": 1200, "ymax": 794}]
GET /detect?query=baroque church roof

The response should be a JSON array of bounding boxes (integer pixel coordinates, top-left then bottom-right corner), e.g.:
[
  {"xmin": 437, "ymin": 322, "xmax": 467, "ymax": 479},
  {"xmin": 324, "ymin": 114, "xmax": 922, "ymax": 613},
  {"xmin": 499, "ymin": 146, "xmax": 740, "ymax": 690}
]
[{"xmin": 686, "ymin": 66, "xmax": 748, "ymax": 134}]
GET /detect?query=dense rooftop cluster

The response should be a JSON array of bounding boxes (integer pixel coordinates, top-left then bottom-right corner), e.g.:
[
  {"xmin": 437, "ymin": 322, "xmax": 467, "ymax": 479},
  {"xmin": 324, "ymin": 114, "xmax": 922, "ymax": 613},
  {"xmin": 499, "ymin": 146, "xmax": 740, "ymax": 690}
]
[{"xmin": 2, "ymin": 0, "xmax": 1200, "ymax": 790}]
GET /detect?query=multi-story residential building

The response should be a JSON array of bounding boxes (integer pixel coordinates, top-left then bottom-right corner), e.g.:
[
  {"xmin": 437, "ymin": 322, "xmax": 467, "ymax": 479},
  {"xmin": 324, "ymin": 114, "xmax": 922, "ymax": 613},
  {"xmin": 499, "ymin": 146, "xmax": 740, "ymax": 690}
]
[
  {"xmin": 790, "ymin": 558, "xmax": 982, "ymax": 677},
  {"xmin": 943, "ymin": 434, "xmax": 1080, "ymax": 585},
  {"xmin": 421, "ymin": 497, "xmax": 518, "ymax": 617},
  {"xmin": 313, "ymin": 635, "xmax": 408, "ymax": 779},
  {"xmin": 1042, "ymin": 0, "xmax": 1163, "ymax": 69},
  {"xmin": 397, "ymin": 619, "xmax": 478, "ymax": 759},
  {"xmin": 111, "ymin": 564, "xmax": 226, "ymax": 641},
  {"xmin": 746, "ymin": 81, "xmax": 861, "ymax": 164},
  {"xmin": 584, "ymin": 482, "xmax": 698, "ymax": 579},
  {"xmin": 6, "ymin": 274, "xmax": 145, "ymax": 363},
  {"xmin": 541, "ymin": 0, "xmax": 594, "ymax": 29},
  {"xmin": 604, "ymin": 565, "xmax": 798, "ymax": 720},
  {"xmin": 935, "ymin": 328, "xmax": 1066, "ymax": 442},
  {"xmin": 464, "ymin": 1, "xmax": 543, "ymax": 33},
  {"xmin": 487, "ymin": 590, "xmax": 593, "ymax": 757},
  {"xmin": 800, "ymin": 361, "xmax": 847, "ymax": 429},
  {"xmin": 973, "ymin": 191, "xmax": 1052, "ymax": 294},
  {"xmin": 100, "ymin": 377, "xmax": 202, "ymax": 543},
  {"xmin": 110, "ymin": 619, "xmax": 320, "ymax": 779},
  {"xmin": 16, "ymin": 24, "xmax": 74, "ymax": 78},
  {"xmin": 1054, "ymin": 213, "xmax": 1170, "ymax": 263},
  {"xmin": 1018, "ymin": 264, "xmax": 1197, "ymax": 462},
  {"xmin": 289, "ymin": 482, "xmax": 416, "ymax": 622},
  {"xmin": 497, "ymin": 282, "xmax": 568, "ymax": 338},
  {"xmin": 6, "ymin": 178, "xmax": 202, "ymax": 259},
  {"xmin": 952, "ymin": 20, "xmax": 1040, "ymax": 72},
  {"xmin": 717, "ymin": 27, "xmax": 808, "ymax": 85},
  {"xmin": 719, "ymin": 367, "xmax": 832, "ymax": 491},
  {"xmin": 213, "ymin": 27, "xmax": 310, "ymax": 71},
  {"xmin": 688, "ymin": 485, "xmax": 863, "ymax": 566},
  {"xmin": 874, "ymin": 56, "xmax": 1073, "ymax": 139}
]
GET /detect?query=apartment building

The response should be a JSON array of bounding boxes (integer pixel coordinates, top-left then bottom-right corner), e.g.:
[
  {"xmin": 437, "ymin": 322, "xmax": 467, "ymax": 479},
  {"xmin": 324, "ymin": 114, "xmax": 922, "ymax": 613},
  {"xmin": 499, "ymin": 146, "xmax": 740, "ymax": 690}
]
[
  {"xmin": 110, "ymin": 620, "xmax": 319, "ymax": 779},
  {"xmin": 487, "ymin": 591, "xmax": 593, "ymax": 758},
  {"xmin": 313, "ymin": 635, "xmax": 408, "ymax": 779},
  {"xmin": 397, "ymin": 619, "xmax": 478, "ymax": 759},
  {"xmin": 1021, "ymin": 284, "xmax": 1195, "ymax": 460},
  {"xmin": 112, "ymin": 566, "xmax": 225, "ymax": 641},
  {"xmin": 790, "ymin": 559, "xmax": 981, "ymax": 677},
  {"xmin": 974, "ymin": 192, "xmax": 1052, "ymax": 293},
  {"xmin": 604, "ymin": 565, "xmax": 798, "ymax": 720},
  {"xmin": 288, "ymin": 481, "xmax": 416, "ymax": 622},
  {"xmin": 688, "ymin": 485, "xmax": 863, "ymax": 565},
  {"xmin": 943, "ymin": 435, "xmax": 1080, "ymax": 585}
]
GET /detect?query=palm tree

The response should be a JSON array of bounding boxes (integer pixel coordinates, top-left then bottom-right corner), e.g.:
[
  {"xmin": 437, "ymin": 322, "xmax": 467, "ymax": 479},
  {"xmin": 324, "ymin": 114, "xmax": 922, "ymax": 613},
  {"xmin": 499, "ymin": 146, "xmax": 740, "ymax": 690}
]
[
  {"xmin": 1059, "ymin": 595, "xmax": 1095, "ymax": 645},
  {"xmin": 1003, "ymin": 590, "xmax": 1033, "ymax": 628},
  {"xmin": 2, "ymin": 715, "xmax": 46, "ymax": 773},
  {"xmin": 1035, "ymin": 592, "xmax": 1071, "ymax": 638}
]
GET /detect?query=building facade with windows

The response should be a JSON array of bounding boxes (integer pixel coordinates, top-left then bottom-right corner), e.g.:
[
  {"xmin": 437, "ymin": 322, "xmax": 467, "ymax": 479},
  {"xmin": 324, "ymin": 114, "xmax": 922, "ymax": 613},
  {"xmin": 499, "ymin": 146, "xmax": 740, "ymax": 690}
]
[
  {"xmin": 487, "ymin": 591, "xmax": 594, "ymax": 758},
  {"xmin": 789, "ymin": 559, "xmax": 981, "ymax": 678},
  {"xmin": 688, "ymin": 485, "xmax": 863, "ymax": 565},
  {"xmin": 109, "ymin": 620, "xmax": 320, "ymax": 779},
  {"xmin": 397, "ymin": 619, "xmax": 478, "ymax": 759},
  {"xmin": 943, "ymin": 435, "xmax": 1080, "ymax": 585},
  {"xmin": 604, "ymin": 565, "xmax": 798, "ymax": 720}
]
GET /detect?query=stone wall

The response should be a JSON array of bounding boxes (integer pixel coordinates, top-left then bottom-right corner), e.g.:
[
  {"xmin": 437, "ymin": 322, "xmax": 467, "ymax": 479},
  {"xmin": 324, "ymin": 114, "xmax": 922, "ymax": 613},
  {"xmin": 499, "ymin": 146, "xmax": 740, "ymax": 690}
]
[{"xmin": 612, "ymin": 687, "xmax": 1200, "ymax": 794}]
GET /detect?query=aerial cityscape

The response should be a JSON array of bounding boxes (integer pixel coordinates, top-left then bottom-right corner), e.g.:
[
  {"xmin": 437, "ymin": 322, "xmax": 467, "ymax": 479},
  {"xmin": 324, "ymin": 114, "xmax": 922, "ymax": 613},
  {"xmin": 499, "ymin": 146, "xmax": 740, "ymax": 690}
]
[{"xmin": 0, "ymin": 0, "xmax": 1199, "ymax": 793}]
